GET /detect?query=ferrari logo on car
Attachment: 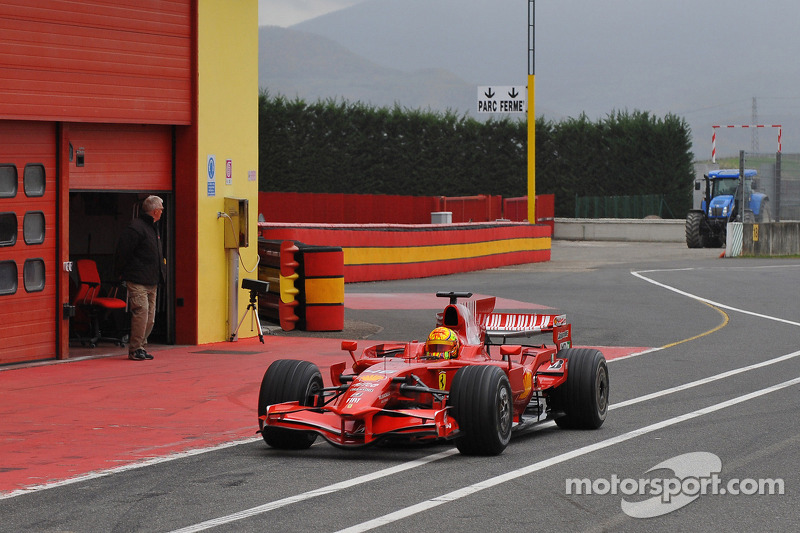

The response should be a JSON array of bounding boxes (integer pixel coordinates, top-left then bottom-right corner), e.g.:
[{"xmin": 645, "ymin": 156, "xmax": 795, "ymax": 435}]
[{"xmin": 438, "ymin": 371, "xmax": 447, "ymax": 390}]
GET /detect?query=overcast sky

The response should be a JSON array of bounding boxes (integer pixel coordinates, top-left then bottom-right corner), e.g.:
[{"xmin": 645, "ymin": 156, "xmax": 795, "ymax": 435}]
[{"xmin": 258, "ymin": 0, "xmax": 362, "ymax": 27}]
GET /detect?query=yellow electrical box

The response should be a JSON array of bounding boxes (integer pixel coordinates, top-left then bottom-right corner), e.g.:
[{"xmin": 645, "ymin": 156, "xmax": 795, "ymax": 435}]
[{"xmin": 223, "ymin": 197, "xmax": 249, "ymax": 248}]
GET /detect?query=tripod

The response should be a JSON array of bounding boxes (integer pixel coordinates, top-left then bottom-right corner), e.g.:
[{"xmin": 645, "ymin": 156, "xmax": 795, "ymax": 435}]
[{"xmin": 230, "ymin": 287, "xmax": 264, "ymax": 343}]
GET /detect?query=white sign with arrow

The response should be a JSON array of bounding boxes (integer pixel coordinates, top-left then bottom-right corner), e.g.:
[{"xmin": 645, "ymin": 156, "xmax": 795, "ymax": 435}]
[{"xmin": 477, "ymin": 85, "xmax": 527, "ymax": 114}]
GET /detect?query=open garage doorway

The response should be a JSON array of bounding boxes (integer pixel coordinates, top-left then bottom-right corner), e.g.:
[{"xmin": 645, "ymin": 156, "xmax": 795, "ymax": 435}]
[{"xmin": 68, "ymin": 191, "xmax": 174, "ymax": 352}]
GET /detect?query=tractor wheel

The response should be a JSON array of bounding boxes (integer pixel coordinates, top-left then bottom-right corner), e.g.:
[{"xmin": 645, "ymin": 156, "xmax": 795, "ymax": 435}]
[
  {"xmin": 685, "ymin": 211, "xmax": 705, "ymax": 248},
  {"xmin": 550, "ymin": 348, "xmax": 609, "ymax": 429},
  {"xmin": 759, "ymin": 200, "xmax": 772, "ymax": 223},
  {"xmin": 743, "ymin": 210, "xmax": 756, "ymax": 224},
  {"xmin": 712, "ymin": 224, "xmax": 726, "ymax": 248},
  {"xmin": 258, "ymin": 359, "xmax": 322, "ymax": 449},
  {"xmin": 449, "ymin": 365, "xmax": 513, "ymax": 456}
]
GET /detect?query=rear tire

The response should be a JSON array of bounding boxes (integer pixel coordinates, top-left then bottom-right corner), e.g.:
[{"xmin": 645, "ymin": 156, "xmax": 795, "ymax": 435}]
[
  {"xmin": 258, "ymin": 359, "xmax": 322, "ymax": 449},
  {"xmin": 449, "ymin": 365, "xmax": 513, "ymax": 456},
  {"xmin": 685, "ymin": 211, "xmax": 705, "ymax": 248},
  {"xmin": 759, "ymin": 200, "xmax": 772, "ymax": 223},
  {"xmin": 550, "ymin": 348, "xmax": 608, "ymax": 429}
]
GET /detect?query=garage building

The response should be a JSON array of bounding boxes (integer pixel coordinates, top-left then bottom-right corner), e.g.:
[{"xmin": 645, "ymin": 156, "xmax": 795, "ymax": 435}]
[{"xmin": 0, "ymin": 0, "xmax": 260, "ymax": 364}]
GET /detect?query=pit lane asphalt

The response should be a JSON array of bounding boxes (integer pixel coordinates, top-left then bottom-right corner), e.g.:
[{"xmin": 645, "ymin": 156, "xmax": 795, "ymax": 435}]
[{"xmin": 2, "ymin": 240, "xmax": 799, "ymax": 533}]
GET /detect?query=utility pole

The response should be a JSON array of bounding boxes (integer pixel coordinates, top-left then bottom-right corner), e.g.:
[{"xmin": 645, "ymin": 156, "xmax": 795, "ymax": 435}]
[{"xmin": 751, "ymin": 96, "xmax": 759, "ymax": 152}]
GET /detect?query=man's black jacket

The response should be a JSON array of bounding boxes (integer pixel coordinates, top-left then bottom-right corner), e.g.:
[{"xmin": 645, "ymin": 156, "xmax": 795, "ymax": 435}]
[{"xmin": 114, "ymin": 212, "xmax": 166, "ymax": 286}]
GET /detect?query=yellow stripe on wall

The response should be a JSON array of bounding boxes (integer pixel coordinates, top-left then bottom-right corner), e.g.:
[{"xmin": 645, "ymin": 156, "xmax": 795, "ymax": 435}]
[{"xmin": 344, "ymin": 237, "xmax": 551, "ymax": 265}]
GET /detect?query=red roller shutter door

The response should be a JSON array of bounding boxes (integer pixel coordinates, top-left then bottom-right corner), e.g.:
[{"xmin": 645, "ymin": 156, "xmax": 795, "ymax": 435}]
[
  {"xmin": 0, "ymin": 121, "xmax": 57, "ymax": 364},
  {"xmin": 69, "ymin": 124, "xmax": 172, "ymax": 191}
]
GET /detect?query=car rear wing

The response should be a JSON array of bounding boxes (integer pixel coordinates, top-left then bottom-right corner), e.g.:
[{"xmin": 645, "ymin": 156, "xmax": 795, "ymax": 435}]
[{"xmin": 480, "ymin": 312, "xmax": 572, "ymax": 350}]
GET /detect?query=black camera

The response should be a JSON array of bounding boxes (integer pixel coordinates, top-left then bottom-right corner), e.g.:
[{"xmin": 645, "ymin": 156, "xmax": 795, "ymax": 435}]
[{"xmin": 242, "ymin": 278, "xmax": 269, "ymax": 293}]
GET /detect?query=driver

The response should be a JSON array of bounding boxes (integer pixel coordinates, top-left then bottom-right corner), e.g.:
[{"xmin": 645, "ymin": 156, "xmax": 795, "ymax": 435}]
[{"xmin": 424, "ymin": 327, "xmax": 459, "ymax": 359}]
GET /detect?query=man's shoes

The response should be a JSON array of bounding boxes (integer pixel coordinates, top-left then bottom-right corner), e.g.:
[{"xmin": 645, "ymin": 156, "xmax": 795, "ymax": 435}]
[
  {"xmin": 142, "ymin": 350, "xmax": 154, "ymax": 360},
  {"xmin": 128, "ymin": 349, "xmax": 146, "ymax": 361}
]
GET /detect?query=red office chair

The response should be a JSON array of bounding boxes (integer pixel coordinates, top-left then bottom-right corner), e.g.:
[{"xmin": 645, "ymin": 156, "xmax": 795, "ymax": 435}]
[{"xmin": 72, "ymin": 259, "xmax": 129, "ymax": 347}]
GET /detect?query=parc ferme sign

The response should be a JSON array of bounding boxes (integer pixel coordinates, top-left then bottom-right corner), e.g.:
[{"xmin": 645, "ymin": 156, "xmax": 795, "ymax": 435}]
[{"xmin": 477, "ymin": 85, "xmax": 527, "ymax": 114}]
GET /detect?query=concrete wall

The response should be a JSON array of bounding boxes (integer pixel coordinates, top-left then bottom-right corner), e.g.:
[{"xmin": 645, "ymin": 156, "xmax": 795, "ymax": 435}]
[
  {"xmin": 554, "ymin": 217, "xmax": 800, "ymax": 256},
  {"xmin": 742, "ymin": 222, "xmax": 800, "ymax": 256},
  {"xmin": 554, "ymin": 218, "xmax": 685, "ymax": 242}
]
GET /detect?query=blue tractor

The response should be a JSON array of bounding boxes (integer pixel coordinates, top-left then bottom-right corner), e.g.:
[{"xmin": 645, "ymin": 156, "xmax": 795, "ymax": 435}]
[{"xmin": 685, "ymin": 169, "xmax": 771, "ymax": 248}]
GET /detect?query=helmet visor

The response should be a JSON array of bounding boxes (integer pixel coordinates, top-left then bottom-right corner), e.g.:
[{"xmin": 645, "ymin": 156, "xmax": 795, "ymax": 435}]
[{"xmin": 426, "ymin": 342, "xmax": 454, "ymax": 354}]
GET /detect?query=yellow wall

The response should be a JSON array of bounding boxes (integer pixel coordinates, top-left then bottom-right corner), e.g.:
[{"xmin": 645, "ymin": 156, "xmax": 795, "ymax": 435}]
[{"xmin": 196, "ymin": 0, "xmax": 260, "ymax": 343}]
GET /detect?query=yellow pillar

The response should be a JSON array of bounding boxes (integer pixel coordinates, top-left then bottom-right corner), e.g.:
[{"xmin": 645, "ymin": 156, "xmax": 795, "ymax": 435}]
[{"xmin": 527, "ymin": 75, "xmax": 535, "ymax": 223}]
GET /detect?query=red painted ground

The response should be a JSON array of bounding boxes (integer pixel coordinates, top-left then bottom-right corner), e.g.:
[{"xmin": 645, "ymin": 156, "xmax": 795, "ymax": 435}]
[{"xmin": 0, "ymin": 336, "xmax": 646, "ymax": 495}]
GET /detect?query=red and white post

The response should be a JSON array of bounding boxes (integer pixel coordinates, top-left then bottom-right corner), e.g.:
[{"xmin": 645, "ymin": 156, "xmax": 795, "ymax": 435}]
[{"xmin": 711, "ymin": 124, "xmax": 782, "ymax": 163}]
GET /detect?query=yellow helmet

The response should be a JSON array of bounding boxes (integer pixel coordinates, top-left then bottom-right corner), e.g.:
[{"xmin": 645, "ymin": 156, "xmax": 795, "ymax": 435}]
[{"xmin": 425, "ymin": 327, "xmax": 459, "ymax": 359}]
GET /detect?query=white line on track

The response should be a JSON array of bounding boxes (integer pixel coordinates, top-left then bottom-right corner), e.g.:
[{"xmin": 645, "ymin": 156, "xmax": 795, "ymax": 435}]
[
  {"xmin": 609, "ymin": 349, "xmax": 800, "ymax": 409},
  {"xmin": 631, "ymin": 268, "xmax": 800, "ymax": 327},
  {"xmin": 168, "ymin": 449, "xmax": 460, "ymax": 533},
  {"xmin": 607, "ymin": 266, "xmax": 800, "ymax": 361},
  {"xmin": 334, "ymin": 375, "xmax": 800, "ymax": 533},
  {"xmin": 0, "ymin": 437, "xmax": 262, "ymax": 501}
]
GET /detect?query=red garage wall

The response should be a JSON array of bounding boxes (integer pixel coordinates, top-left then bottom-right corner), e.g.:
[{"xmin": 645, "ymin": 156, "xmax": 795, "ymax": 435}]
[{"xmin": 0, "ymin": 0, "xmax": 191, "ymax": 125}]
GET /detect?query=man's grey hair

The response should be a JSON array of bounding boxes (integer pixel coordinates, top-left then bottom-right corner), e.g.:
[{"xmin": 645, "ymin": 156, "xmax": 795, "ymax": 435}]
[{"xmin": 142, "ymin": 195, "xmax": 163, "ymax": 214}]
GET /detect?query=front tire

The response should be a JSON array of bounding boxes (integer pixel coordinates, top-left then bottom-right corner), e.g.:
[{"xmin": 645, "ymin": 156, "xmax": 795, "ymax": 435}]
[
  {"xmin": 258, "ymin": 359, "xmax": 322, "ymax": 449},
  {"xmin": 550, "ymin": 348, "xmax": 608, "ymax": 429},
  {"xmin": 449, "ymin": 365, "xmax": 513, "ymax": 456}
]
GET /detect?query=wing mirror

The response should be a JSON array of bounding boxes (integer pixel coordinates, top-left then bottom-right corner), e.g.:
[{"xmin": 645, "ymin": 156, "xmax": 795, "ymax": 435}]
[
  {"xmin": 341, "ymin": 341, "xmax": 358, "ymax": 363},
  {"xmin": 499, "ymin": 345, "xmax": 522, "ymax": 357}
]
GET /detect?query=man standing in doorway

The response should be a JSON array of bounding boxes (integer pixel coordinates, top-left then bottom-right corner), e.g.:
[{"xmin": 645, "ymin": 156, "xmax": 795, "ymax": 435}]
[{"xmin": 114, "ymin": 195, "xmax": 166, "ymax": 361}]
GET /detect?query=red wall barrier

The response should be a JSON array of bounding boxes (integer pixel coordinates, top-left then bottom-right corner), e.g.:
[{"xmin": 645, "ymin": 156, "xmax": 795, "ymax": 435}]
[
  {"xmin": 258, "ymin": 222, "xmax": 551, "ymax": 283},
  {"xmin": 439, "ymin": 195, "xmax": 503, "ymax": 222},
  {"xmin": 503, "ymin": 195, "xmax": 554, "ymax": 234}
]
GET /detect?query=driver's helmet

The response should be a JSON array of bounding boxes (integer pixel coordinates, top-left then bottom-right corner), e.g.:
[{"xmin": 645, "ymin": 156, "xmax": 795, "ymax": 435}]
[{"xmin": 425, "ymin": 327, "xmax": 459, "ymax": 359}]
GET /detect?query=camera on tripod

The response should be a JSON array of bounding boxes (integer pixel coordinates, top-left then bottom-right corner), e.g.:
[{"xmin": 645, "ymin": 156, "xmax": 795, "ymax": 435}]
[
  {"xmin": 230, "ymin": 278, "xmax": 270, "ymax": 343},
  {"xmin": 242, "ymin": 278, "xmax": 269, "ymax": 293}
]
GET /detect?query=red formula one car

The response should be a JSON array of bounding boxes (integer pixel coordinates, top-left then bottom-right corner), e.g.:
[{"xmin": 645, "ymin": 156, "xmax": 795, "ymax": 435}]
[{"xmin": 258, "ymin": 292, "xmax": 609, "ymax": 455}]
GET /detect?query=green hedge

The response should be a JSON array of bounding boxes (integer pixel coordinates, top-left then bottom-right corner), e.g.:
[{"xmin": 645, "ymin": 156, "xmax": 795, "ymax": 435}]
[{"xmin": 259, "ymin": 93, "xmax": 694, "ymax": 218}]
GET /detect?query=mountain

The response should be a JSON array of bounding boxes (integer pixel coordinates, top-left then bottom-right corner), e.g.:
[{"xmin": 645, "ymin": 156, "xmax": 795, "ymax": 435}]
[
  {"xmin": 258, "ymin": 26, "xmax": 476, "ymax": 114},
  {"xmin": 261, "ymin": 0, "xmax": 800, "ymax": 158},
  {"xmin": 293, "ymin": 0, "xmax": 528, "ymax": 90}
]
